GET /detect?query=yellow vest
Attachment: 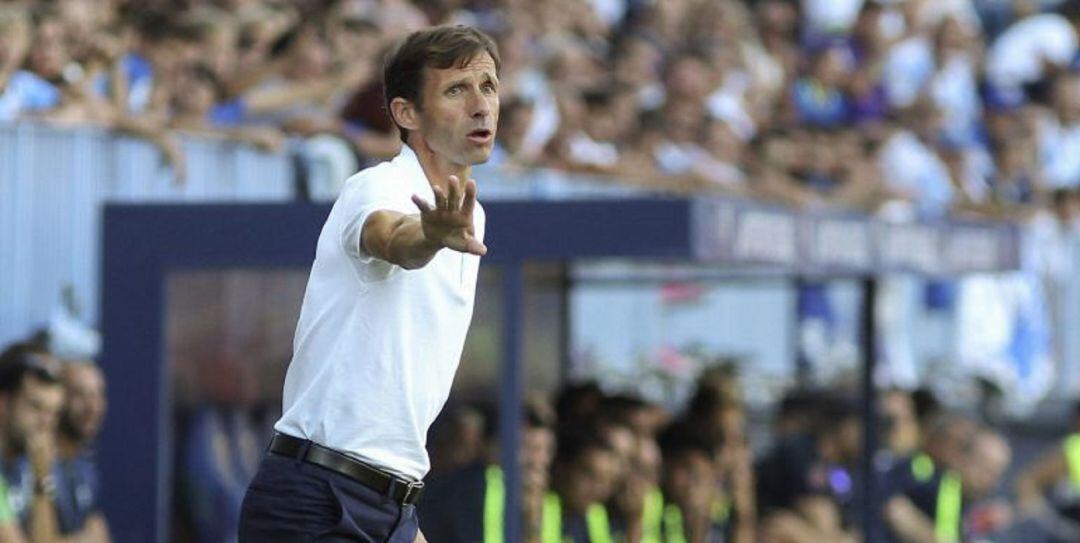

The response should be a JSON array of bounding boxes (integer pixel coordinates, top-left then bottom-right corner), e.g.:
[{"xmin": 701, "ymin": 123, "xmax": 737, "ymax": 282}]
[{"xmin": 485, "ymin": 466, "xmax": 613, "ymax": 543}]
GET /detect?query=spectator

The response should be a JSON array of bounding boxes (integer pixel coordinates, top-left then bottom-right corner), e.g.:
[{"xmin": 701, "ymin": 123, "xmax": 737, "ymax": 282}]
[
  {"xmin": 1015, "ymin": 402, "xmax": 1080, "ymax": 542},
  {"xmin": 880, "ymin": 389, "xmax": 922, "ymax": 462},
  {"xmin": 55, "ymin": 361, "xmax": 109, "ymax": 542},
  {"xmin": 658, "ymin": 424, "xmax": 726, "ymax": 543},
  {"xmin": 881, "ymin": 413, "xmax": 1012, "ymax": 543},
  {"xmin": 1036, "ymin": 72, "xmax": 1080, "ymax": 189},
  {"xmin": 756, "ymin": 395, "xmax": 861, "ymax": 543},
  {"xmin": 791, "ymin": 44, "xmax": 854, "ymax": 128},
  {"xmin": 0, "ymin": 343, "xmax": 66, "ymax": 542},
  {"xmin": 598, "ymin": 398, "xmax": 665, "ymax": 541},
  {"xmin": 550, "ymin": 429, "xmax": 619, "ymax": 542},
  {"xmin": 985, "ymin": 0, "xmax": 1080, "ymax": 97},
  {"xmin": 0, "ymin": 6, "xmax": 61, "ymax": 123},
  {"xmin": 420, "ymin": 397, "xmax": 556, "ymax": 543}
]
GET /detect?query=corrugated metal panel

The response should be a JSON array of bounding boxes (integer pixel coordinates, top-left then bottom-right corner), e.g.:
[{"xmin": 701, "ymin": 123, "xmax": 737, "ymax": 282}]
[{"xmin": 0, "ymin": 122, "xmax": 295, "ymax": 347}]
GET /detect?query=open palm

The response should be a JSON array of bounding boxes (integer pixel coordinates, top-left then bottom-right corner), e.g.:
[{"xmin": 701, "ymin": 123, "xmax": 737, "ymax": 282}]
[{"xmin": 411, "ymin": 175, "xmax": 487, "ymax": 256}]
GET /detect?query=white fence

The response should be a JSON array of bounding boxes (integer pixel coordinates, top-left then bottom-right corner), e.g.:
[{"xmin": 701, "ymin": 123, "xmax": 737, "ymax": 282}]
[{"xmin": 0, "ymin": 123, "xmax": 294, "ymax": 347}]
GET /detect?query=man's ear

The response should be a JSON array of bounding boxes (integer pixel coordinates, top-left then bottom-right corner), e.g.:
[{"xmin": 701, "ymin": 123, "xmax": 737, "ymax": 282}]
[{"xmin": 390, "ymin": 97, "xmax": 420, "ymax": 133}]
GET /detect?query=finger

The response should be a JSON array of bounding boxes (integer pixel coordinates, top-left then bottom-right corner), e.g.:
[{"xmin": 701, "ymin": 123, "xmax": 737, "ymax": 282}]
[
  {"xmin": 465, "ymin": 236, "xmax": 488, "ymax": 256},
  {"xmin": 462, "ymin": 179, "xmax": 478, "ymax": 217},
  {"xmin": 446, "ymin": 175, "xmax": 462, "ymax": 211},
  {"xmin": 432, "ymin": 185, "xmax": 448, "ymax": 210},
  {"xmin": 411, "ymin": 194, "xmax": 434, "ymax": 213}
]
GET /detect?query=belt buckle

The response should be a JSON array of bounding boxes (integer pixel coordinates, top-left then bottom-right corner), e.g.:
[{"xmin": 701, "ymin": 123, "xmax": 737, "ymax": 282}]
[{"xmin": 402, "ymin": 481, "xmax": 424, "ymax": 503}]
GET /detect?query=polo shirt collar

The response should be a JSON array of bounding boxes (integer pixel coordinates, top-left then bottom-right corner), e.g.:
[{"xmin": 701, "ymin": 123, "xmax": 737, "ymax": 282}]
[{"xmin": 394, "ymin": 144, "xmax": 433, "ymax": 195}]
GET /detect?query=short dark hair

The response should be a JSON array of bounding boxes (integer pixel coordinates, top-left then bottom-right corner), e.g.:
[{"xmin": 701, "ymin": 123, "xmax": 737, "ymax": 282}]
[
  {"xmin": 658, "ymin": 421, "xmax": 716, "ymax": 461},
  {"xmin": 383, "ymin": 25, "xmax": 500, "ymax": 143},
  {"xmin": 0, "ymin": 343, "xmax": 62, "ymax": 395},
  {"xmin": 555, "ymin": 428, "xmax": 613, "ymax": 466}
]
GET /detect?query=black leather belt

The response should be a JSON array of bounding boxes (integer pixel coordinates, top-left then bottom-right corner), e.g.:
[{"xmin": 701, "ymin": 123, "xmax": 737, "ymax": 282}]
[{"xmin": 268, "ymin": 433, "xmax": 424, "ymax": 505}]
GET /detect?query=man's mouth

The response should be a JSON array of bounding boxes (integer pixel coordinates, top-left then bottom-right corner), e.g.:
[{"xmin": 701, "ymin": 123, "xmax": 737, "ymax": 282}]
[{"xmin": 467, "ymin": 129, "xmax": 493, "ymax": 144}]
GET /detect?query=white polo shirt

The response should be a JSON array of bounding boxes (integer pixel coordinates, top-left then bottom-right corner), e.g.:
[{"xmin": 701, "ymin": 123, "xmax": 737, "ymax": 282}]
[{"xmin": 275, "ymin": 145, "xmax": 485, "ymax": 481}]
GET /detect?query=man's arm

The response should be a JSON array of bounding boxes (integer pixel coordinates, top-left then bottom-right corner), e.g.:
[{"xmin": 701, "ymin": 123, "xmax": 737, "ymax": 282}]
[
  {"xmin": 26, "ymin": 434, "xmax": 59, "ymax": 543},
  {"xmin": 361, "ymin": 175, "xmax": 486, "ymax": 270},
  {"xmin": 1015, "ymin": 448, "xmax": 1068, "ymax": 514},
  {"xmin": 884, "ymin": 495, "xmax": 939, "ymax": 543},
  {"xmin": 794, "ymin": 496, "xmax": 855, "ymax": 542},
  {"xmin": 53, "ymin": 514, "xmax": 109, "ymax": 543}
]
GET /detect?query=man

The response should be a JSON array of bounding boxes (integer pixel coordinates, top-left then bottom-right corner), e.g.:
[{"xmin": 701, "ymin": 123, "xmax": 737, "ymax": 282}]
[
  {"xmin": 54, "ymin": 362, "xmax": 110, "ymax": 542},
  {"xmin": 239, "ymin": 25, "xmax": 499, "ymax": 542},
  {"xmin": 659, "ymin": 424, "xmax": 727, "ymax": 543},
  {"xmin": 880, "ymin": 413, "xmax": 974, "ymax": 543},
  {"xmin": 1015, "ymin": 402, "xmax": 1080, "ymax": 542},
  {"xmin": 419, "ymin": 398, "xmax": 556, "ymax": 542},
  {"xmin": 0, "ymin": 343, "xmax": 66, "ymax": 542},
  {"xmin": 550, "ymin": 430, "xmax": 620, "ymax": 542},
  {"xmin": 882, "ymin": 415, "xmax": 1012, "ymax": 543},
  {"xmin": 756, "ymin": 395, "xmax": 861, "ymax": 543}
]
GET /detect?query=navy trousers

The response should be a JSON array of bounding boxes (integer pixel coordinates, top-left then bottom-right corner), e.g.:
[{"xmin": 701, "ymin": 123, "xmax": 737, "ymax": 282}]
[{"xmin": 238, "ymin": 453, "xmax": 419, "ymax": 542}]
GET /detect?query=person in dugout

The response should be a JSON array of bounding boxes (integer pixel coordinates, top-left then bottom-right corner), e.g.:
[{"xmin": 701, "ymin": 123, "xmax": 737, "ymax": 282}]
[
  {"xmin": 880, "ymin": 413, "xmax": 1012, "ymax": 543},
  {"xmin": 419, "ymin": 398, "xmax": 557, "ymax": 543},
  {"xmin": 549, "ymin": 428, "xmax": 620, "ymax": 542},
  {"xmin": 659, "ymin": 423, "xmax": 753, "ymax": 543},
  {"xmin": 756, "ymin": 395, "xmax": 862, "ymax": 543},
  {"xmin": 1015, "ymin": 402, "xmax": 1080, "ymax": 542}
]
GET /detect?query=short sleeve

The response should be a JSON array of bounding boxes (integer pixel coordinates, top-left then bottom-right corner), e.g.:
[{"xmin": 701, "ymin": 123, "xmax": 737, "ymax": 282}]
[
  {"xmin": 20, "ymin": 73, "xmax": 62, "ymax": 111},
  {"xmin": 339, "ymin": 169, "xmax": 419, "ymax": 282},
  {"xmin": 209, "ymin": 99, "xmax": 247, "ymax": 127}
]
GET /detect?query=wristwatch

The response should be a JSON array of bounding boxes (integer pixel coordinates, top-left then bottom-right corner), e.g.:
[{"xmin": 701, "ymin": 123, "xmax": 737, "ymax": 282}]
[{"xmin": 34, "ymin": 475, "xmax": 56, "ymax": 497}]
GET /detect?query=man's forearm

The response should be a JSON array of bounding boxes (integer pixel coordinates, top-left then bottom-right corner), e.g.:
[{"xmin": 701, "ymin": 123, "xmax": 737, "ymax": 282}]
[
  {"xmin": 382, "ymin": 216, "xmax": 443, "ymax": 270},
  {"xmin": 28, "ymin": 495, "xmax": 59, "ymax": 543},
  {"xmin": 886, "ymin": 497, "xmax": 939, "ymax": 543}
]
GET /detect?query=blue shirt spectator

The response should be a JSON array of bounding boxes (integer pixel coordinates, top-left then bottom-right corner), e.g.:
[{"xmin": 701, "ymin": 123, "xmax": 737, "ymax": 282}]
[
  {"xmin": 54, "ymin": 453, "xmax": 101, "ymax": 534},
  {"xmin": 0, "ymin": 71, "xmax": 61, "ymax": 122}
]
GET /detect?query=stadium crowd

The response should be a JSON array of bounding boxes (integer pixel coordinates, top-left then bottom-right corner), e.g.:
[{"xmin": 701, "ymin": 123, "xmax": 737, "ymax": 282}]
[
  {"xmin": 0, "ymin": 0, "xmax": 1077, "ymax": 211},
  {"xmin": 3, "ymin": 0, "xmax": 1080, "ymax": 542}
]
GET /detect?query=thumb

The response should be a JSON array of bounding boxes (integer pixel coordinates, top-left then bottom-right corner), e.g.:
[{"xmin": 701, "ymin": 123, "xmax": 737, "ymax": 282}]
[{"xmin": 467, "ymin": 238, "xmax": 488, "ymax": 256}]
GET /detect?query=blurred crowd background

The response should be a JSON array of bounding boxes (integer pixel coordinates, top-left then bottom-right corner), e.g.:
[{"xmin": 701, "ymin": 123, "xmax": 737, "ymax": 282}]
[
  {"xmin": 0, "ymin": 0, "xmax": 1078, "ymax": 208},
  {"xmin": 3, "ymin": 0, "xmax": 1080, "ymax": 541}
]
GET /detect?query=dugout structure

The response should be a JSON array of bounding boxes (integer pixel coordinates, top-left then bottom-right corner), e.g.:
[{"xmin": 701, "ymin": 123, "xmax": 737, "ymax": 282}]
[{"xmin": 99, "ymin": 198, "xmax": 1019, "ymax": 542}]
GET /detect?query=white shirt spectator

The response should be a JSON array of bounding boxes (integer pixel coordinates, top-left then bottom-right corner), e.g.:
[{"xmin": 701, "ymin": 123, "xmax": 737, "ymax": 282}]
[
  {"xmin": 515, "ymin": 69, "xmax": 561, "ymax": 162},
  {"xmin": 986, "ymin": 14, "xmax": 1078, "ymax": 92},
  {"xmin": 588, "ymin": 0, "xmax": 627, "ymax": 29},
  {"xmin": 930, "ymin": 52, "xmax": 982, "ymax": 143},
  {"xmin": 275, "ymin": 145, "xmax": 485, "ymax": 481},
  {"xmin": 879, "ymin": 130, "xmax": 955, "ymax": 216},
  {"xmin": 917, "ymin": 0, "xmax": 981, "ymax": 32},
  {"xmin": 801, "ymin": 0, "xmax": 865, "ymax": 35},
  {"xmin": 883, "ymin": 36, "xmax": 935, "ymax": 108},
  {"xmin": 567, "ymin": 132, "xmax": 619, "ymax": 168},
  {"xmin": 1037, "ymin": 114, "xmax": 1080, "ymax": 188}
]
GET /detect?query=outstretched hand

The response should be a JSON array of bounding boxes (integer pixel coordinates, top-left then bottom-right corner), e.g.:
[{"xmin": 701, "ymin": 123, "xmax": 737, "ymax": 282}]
[{"xmin": 411, "ymin": 175, "xmax": 487, "ymax": 256}]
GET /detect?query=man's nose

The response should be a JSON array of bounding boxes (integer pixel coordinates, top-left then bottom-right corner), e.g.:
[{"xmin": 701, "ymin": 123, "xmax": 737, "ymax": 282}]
[{"xmin": 470, "ymin": 94, "xmax": 491, "ymax": 119}]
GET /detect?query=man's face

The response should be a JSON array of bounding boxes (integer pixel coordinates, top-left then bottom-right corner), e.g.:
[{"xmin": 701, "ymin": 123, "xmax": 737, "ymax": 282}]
[
  {"xmin": 62, "ymin": 364, "xmax": 107, "ymax": 443},
  {"xmin": 564, "ymin": 448, "xmax": 618, "ymax": 511},
  {"xmin": 414, "ymin": 53, "xmax": 500, "ymax": 167},
  {"xmin": 959, "ymin": 434, "xmax": 1010, "ymax": 500},
  {"xmin": 8, "ymin": 375, "xmax": 65, "ymax": 451},
  {"xmin": 665, "ymin": 450, "xmax": 716, "ymax": 513},
  {"xmin": 836, "ymin": 418, "xmax": 862, "ymax": 465},
  {"xmin": 521, "ymin": 426, "xmax": 554, "ymax": 496}
]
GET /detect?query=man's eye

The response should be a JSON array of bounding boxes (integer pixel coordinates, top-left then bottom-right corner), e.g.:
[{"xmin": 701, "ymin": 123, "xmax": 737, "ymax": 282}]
[{"xmin": 446, "ymin": 86, "xmax": 462, "ymax": 96}]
